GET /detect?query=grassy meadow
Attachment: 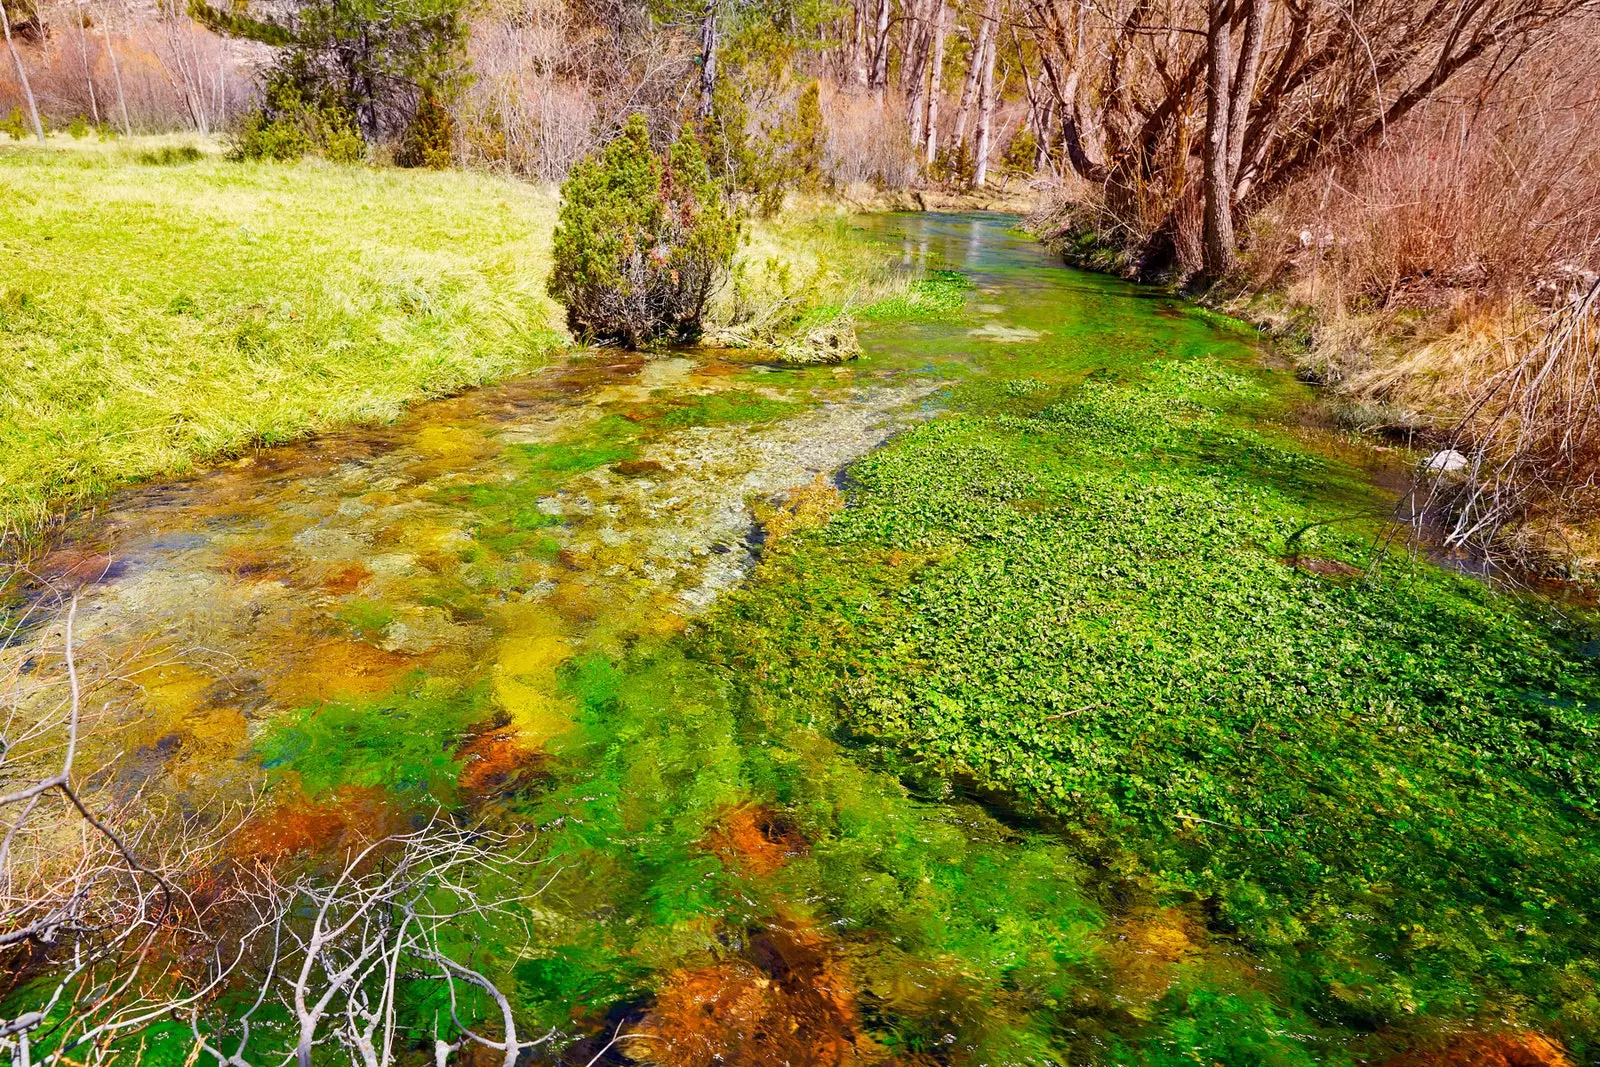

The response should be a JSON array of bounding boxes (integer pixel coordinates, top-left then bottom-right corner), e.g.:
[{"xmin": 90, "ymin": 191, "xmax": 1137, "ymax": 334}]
[
  {"xmin": 0, "ymin": 138, "xmax": 897, "ymax": 552},
  {"xmin": 0, "ymin": 139, "xmax": 564, "ymax": 548}
]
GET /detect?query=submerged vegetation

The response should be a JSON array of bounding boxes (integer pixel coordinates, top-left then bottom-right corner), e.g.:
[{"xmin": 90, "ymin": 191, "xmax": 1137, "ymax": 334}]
[
  {"xmin": 698, "ymin": 361, "xmax": 1600, "ymax": 1058},
  {"xmin": 3, "ymin": 203, "xmax": 1597, "ymax": 1065}
]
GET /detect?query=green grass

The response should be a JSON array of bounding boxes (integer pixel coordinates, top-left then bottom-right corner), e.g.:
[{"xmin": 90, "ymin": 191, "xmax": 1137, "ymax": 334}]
[{"xmin": 0, "ymin": 139, "xmax": 565, "ymax": 548}]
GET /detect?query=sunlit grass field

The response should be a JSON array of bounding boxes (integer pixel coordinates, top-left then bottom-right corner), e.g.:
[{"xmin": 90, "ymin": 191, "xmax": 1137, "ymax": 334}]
[{"xmin": 0, "ymin": 138, "xmax": 568, "ymax": 549}]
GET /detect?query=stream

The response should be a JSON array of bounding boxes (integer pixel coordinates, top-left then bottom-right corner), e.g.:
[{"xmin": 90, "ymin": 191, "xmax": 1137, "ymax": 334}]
[{"xmin": 3, "ymin": 214, "xmax": 1420, "ymax": 1065}]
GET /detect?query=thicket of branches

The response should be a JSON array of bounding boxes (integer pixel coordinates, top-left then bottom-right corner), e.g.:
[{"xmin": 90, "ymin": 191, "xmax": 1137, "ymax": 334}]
[{"xmin": 0, "ymin": 587, "xmax": 552, "ymax": 1067}]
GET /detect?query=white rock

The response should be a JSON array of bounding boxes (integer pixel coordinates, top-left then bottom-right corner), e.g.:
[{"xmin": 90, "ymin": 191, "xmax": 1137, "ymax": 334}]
[{"xmin": 1422, "ymin": 449, "xmax": 1470, "ymax": 474}]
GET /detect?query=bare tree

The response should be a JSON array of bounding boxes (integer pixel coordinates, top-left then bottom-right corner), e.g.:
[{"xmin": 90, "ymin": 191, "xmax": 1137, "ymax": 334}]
[
  {"xmin": 73, "ymin": 0, "xmax": 100, "ymax": 125},
  {"xmin": 952, "ymin": 0, "xmax": 999, "ymax": 158},
  {"xmin": 1023, "ymin": 0, "xmax": 1600, "ymax": 274},
  {"xmin": 1, "ymin": 0, "xmax": 45, "ymax": 141},
  {"xmin": 1202, "ymin": 0, "xmax": 1235, "ymax": 274},
  {"xmin": 923, "ymin": 0, "xmax": 948, "ymax": 163},
  {"xmin": 972, "ymin": 20, "xmax": 998, "ymax": 185},
  {"xmin": 99, "ymin": 0, "xmax": 130, "ymax": 134},
  {"xmin": 697, "ymin": 0, "xmax": 718, "ymax": 118},
  {"xmin": 869, "ymin": 0, "xmax": 891, "ymax": 103}
]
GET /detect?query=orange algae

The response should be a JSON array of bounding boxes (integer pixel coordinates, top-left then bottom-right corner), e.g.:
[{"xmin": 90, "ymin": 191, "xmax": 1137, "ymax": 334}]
[
  {"xmin": 1382, "ymin": 1031, "xmax": 1572, "ymax": 1067},
  {"xmin": 704, "ymin": 805, "xmax": 808, "ymax": 877},
  {"xmin": 231, "ymin": 786, "xmax": 408, "ymax": 862},
  {"xmin": 635, "ymin": 921, "xmax": 878, "ymax": 1067},
  {"xmin": 456, "ymin": 721, "xmax": 542, "ymax": 797},
  {"xmin": 272, "ymin": 639, "xmax": 421, "ymax": 702},
  {"xmin": 321, "ymin": 563, "xmax": 375, "ymax": 594},
  {"xmin": 758, "ymin": 474, "xmax": 843, "ymax": 543},
  {"xmin": 1104, "ymin": 907, "xmax": 1202, "ymax": 1007}
]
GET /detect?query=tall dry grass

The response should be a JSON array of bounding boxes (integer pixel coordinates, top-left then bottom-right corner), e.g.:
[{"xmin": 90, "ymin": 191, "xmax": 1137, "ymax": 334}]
[
  {"xmin": 1419, "ymin": 283, "xmax": 1600, "ymax": 561},
  {"xmin": 1220, "ymin": 32, "xmax": 1600, "ymax": 565}
]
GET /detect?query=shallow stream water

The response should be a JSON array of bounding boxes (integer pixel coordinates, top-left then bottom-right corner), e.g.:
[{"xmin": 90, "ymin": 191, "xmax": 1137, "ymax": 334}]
[{"xmin": 2, "ymin": 215, "xmax": 1407, "ymax": 1064}]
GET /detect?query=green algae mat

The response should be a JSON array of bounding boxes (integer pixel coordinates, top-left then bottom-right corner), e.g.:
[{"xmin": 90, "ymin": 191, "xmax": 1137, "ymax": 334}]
[{"xmin": 4, "ymin": 214, "xmax": 1598, "ymax": 1066}]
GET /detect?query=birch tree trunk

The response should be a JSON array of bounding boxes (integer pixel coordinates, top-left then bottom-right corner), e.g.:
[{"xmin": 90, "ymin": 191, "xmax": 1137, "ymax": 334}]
[
  {"xmin": 101, "ymin": 0, "xmax": 130, "ymax": 134},
  {"xmin": 923, "ymin": 0, "xmax": 947, "ymax": 164},
  {"xmin": 1, "ymin": 0, "xmax": 46, "ymax": 142},
  {"xmin": 869, "ymin": 0, "xmax": 891, "ymax": 104},
  {"xmin": 905, "ymin": 0, "xmax": 929, "ymax": 143},
  {"xmin": 76, "ymin": 2, "xmax": 100, "ymax": 125},
  {"xmin": 973, "ymin": 31, "xmax": 998, "ymax": 186},
  {"xmin": 852, "ymin": 2, "xmax": 870, "ymax": 89},
  {"xmin": 952, "ymin": 0, "xmax": 998, "ymax": 154},
  {"xmin": 1202, "ymin": 0, "xmax": 1236, "ymax": 275}
]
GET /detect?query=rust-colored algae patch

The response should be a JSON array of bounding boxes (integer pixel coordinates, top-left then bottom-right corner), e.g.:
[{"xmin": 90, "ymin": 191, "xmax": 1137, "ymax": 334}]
[
  {"xmin": 704, "ymin": 805, "xmax": 808, "ymax": 877},
  {"xmin": 1382, "ymin": 1031, "xmax": 1572, "ymax": 1067},
  {"xmin": 273, "ymin": 639, "xmax": 420, "ymax": 701},
  {"xmin": 321, "ymin": 562, "xmax": 375, "ymax": 594},
  {"xmin": 634, "ymin": 921, "xmax": 878, "ymax": 1067},
  {"xmin": 456, "ymin": 720, "xmax": 542, "ymax": 797},
  {"xmin": 231, "ymin": 786, "xmax": 408, "ymax": 863}
]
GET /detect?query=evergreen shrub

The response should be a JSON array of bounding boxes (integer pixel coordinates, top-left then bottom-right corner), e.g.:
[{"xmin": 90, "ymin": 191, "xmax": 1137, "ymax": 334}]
[{"xmin": 548, "ymin": 114, "xmax": 739, "ymax": 348}]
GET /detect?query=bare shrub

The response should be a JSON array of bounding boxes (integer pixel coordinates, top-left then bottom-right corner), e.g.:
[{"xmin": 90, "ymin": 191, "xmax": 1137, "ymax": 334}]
[
  {"xmin": 820, "ymin": 83, "xmax": 918, "ymax": 189},
  {"xmin": 0, "ymin": 588, "xmax": 555, "ymax": 1066},
  {"xmin": 1415, "ymin": 282, "xmax": 1600, "ymax": 565},
  {"xmin": 459, "ymin": 0, "xmax": 600, "ymax": 180},
  {"xmin": 1253, "ymin": 97, "xmax": 1600, "ymax": 319}
]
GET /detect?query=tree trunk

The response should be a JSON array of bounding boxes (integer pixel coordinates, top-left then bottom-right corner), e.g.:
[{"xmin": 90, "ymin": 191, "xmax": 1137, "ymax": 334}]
[
  {"xmin": 973, "ymin": 33, "xmax": 998, "ymax": 187},
  {"xmin": 869, "ymin": 0, "xmax": 891, "ymax": 104},
  {"xmin": 852, "ymin": 2, "xmax": 869, "ymax": 89},
  {"xmin": 1225, "ymin": 0, "xmax": 1266, "ymax": 191},
  {"xmin": 905, "ymin": 0, "xmax": 930, "ymax": 145},
  {"xmin": 102, "ymin": 0, "xmax": 130, "ymax": 134},
  {"xmin": 698, "ymin": 0, "xmax": 719, "ymax": 119},
  {"xmin": 77, "ymin": 3, "xmax": 100, "ymax": 126},
  {"xmin": 952, "ymin": 0, "xmax": 997, "ymax": 155},
  {"xmin": 1035, "ymin": 96, "xmax": 1054, "ymax": 171},
  {"xmin": 1201, "ymin": 0, "xmax": 1235, "ymax": 276},
  {"xmin": 1, "ymin": 0, "xmax": 46, "ymax": 142},
  {"xmin": 923, "ymin": 0, "xmax": 947, "ymax": 164}
]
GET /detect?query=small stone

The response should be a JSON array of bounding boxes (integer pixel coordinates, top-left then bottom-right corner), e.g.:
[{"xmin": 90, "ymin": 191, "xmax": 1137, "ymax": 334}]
[{"xmin": 1422, "ymin": 449, "xmax": 1470, "ymax": 474}]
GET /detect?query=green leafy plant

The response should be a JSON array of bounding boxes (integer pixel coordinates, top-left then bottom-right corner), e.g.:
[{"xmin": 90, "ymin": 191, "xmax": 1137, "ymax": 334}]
[
  {"xmin": 396, "ymin": 89, "xmax": 453, "ymax": 168},
  {"xmin": 227, "ymin": 84, "xmax": 364, "ymax": 163},
  {"xmin": 196, "ymin": 0, "xmax": 468, "ymax": 159},
  {"xmin": 136, "ymin": 144, "xmax": 204, "ymax": 165},
  {"xmin": 548, "ymin": 114, "xmax": 739, "ymax": 348},
  {"xmin": 1, "ymin": 108, "xmax": 26, "ymax": 141}
]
